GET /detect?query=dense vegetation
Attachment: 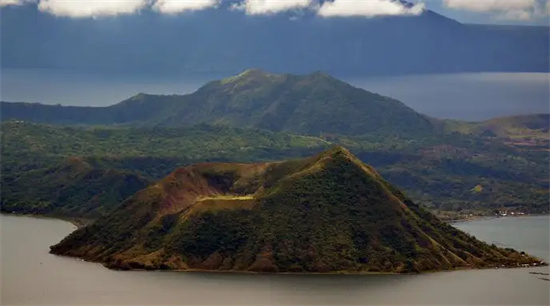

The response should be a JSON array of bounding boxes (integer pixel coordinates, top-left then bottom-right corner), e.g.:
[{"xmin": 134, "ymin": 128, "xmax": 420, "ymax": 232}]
[
  {"xmin": 1, "ymin": 72, "xmax": 548, "ymax": 219},
  {"xmin": 1, "ymin": 70, "xmax": 436, "ymax": 137},
  {"xmin": 1, "ymin": 157, "xmax": 149, "ymax": 218},
  {"xmin": 0, "ymin": 121, "xmax": 325, "ymax": 218},
  {"xmin": 50, "ymin": 147, "xmax": 545, "ymax": 273},
  {"xmin": 341, "ymin": 132, "xmax": 549, "ymax": 213},
  {"xmin": 2, "ymin": 118, "xmax": 548, "ymax": 218}
]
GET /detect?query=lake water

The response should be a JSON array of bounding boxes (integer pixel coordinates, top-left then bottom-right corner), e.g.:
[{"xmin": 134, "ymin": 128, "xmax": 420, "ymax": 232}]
[
  {"xmin": 346, "ymin": 73, "xmax": 550, "ymax": 121},
  {"xmin": 1, "ymin": 69, "xmax": 548, "ymax": 121},
  {"xmin": 1, "ymin": 214, "xmax": 549, "ymax": 305}
]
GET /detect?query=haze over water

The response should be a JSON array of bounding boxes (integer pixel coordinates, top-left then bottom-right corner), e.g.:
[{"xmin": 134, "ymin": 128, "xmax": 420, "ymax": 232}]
[{"xmin": 1, "ymin": 214, "xmax": 548, "ymax": 305}]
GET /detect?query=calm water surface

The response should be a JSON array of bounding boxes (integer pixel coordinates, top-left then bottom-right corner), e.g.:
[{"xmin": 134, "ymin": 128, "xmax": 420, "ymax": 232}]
[
  {"xmin": 346, "ymin": 72, "xmax": 550, "ymax": 120},
  {"xmin": 1, "ymin": 214, "xmax": 549, "ymax": 305}
]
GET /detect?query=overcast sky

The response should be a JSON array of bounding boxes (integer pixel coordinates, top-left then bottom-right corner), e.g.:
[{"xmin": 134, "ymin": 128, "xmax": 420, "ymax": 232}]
[{"xmin": 0, "ymin": 0, "xmax": 549, "ymax": 25}]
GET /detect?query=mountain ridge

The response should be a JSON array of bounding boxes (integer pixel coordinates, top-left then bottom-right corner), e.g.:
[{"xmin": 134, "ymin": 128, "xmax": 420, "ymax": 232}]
[
  {"xmin": 3, "ymin": 70, "xmax": 548, "ymax": 139},
  {"xmin": 0, "ymin": 70, "xmax": 437, "ymax": 137},
  {"xmin": 2, "ymin": 4, "xmax": 547, "ymax": 75}
]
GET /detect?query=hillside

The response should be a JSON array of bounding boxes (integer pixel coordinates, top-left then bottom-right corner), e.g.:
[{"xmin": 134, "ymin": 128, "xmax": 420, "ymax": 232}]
[
  {"xmin": 50, "ymin": 147, "xmax": 545, "ymax": 273},
  {"xmin": 6, "ymin": 70, "xmax": 547, "ymax": 141},
  {"xmin": 0, "ymin": 70, "xmax": 437, "ymax": 137},
  {"xmin": 0, "ymin": 121, "xmax": 326, "ymax": 218},
  {"xmin": 158, "ymin": 70, "xmax": 436, "ymax": 136},
  {"xmin": 2, "ymin": 121, "xmax": 548, "ymax": 219},
  {"xmin": 481, "ymin": 114, "xmax": 549, "ymax": 131},
  {"xmin": 0, "ymin": 157, "xmax": 149, "ymax": 218},
  {"xmin": 2, "ymin": 5, "xmax": 548, "ymax": 75},
  {"xmin": 476, "ymin": 114, "xmax": 549, "ymax": 137},
  {"xmin": 441, "ymin": 114, "xmax": 550, "ymax": 150},
  {"xmin": 442, "ymin": 114, "xmax": 549, "ymax": 136}
]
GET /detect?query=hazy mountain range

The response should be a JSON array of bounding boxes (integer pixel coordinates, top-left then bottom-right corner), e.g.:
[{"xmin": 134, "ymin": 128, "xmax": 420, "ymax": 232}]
[{"xmin": 1, "ymin": 4, "xmax": 548, "ymax": 76}]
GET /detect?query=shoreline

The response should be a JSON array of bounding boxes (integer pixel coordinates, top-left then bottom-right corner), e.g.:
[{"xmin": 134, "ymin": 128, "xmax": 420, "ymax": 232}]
[
  {"xmin": 4, "ymin": 210, "xmax": 547, "ymax": 228},
  {"xmin": 52, "ymin": 249, "xmax": 547, "ymax": 276},
  {"xmin": 65, "ymin": 254, "xmax": 548, "ymax": 276},
  {"xmin": 0, "ymin": 211, "xmax": 94, "ymax": 229},
  {"xmin": 445, "ymin": 213, "xmax": 549, "ymax": 225},
  {"xmin": 4, "ymin": 212, "xmax": 548, "ymax": 276},
  {"xmin": 155, "ymin": 262, "xmax": 550, "ymax": 276},
  {"xmin": 59, "ymin": 252, "xmax": 549, "ymax": 276}
]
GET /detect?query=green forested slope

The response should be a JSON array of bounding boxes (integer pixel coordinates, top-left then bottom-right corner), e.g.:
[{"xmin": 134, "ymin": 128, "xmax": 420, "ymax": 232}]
[
  {"xmin": 0, "ymin": 121, "xmax": 327, "ymax": 218},
  {"xmin": 1, "ymin": 70, "xmax": 436, "ymax": 137},
  {"xmin": 49, "ymin": 147, "xmax": 545, "ymax": 273}
]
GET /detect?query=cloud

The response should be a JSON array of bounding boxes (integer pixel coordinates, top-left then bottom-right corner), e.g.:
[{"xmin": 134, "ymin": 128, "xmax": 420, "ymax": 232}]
[
  {"xmin": 232, "ymin": 0, "xmax": 313, "ymax": 15},
  {"xmin": 153, "ymin": 0, "xmax": 219, "ymax": 14},
  {"xmin": 0, "ymin": 0, "xmax": 32, "ymax": 7},
  {"xmin": 443, "ymin": 0, "xmax": 535, "ymax": 12},
  {"xmin": 443, "ymin": 0, "xmax": 541, "ymax": 20},
  {"xmin": 6, "ymin": 0, "xmax": 545, "ymax": 20},
  {"xmin": 318, "ymin": 0, "xmax": 425, "ymax": 17},
  {"xmin": 38, "ymin": 0, "xmax": 149, "ymax": 17},
  {"xmin": 500, "ymin": 9, "xmax": 532, "ymax": 20}
]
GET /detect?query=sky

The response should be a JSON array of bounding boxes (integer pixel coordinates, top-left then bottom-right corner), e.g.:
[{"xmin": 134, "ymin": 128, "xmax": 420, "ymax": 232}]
[{"xmin": 0, "ymin": 0, "xmax": 549, "ymax": 25}]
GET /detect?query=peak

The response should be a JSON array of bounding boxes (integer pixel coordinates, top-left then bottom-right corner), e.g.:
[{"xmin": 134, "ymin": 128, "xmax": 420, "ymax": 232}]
[
  {"xmin": 315, "ymin": 146, "xmax": 383, "ymax": 179},
  {"xmin": 233, "ymin": 68, "xmax": 272, "ymax": 79},
  {"xmin": 309, "ymin": 71, "xmax": 332, "ymax": 78},
  {"xmin": 120, "ymin": 93, "xmax": 150, "ymax": 103},
  {"xmin": 240, "ymin": 68, "xmax": 268, "ymax": 75},
  {"xmin": 315, "ymin": 145, "xmax": 359, "ymax": 167},
  {"xmin": 218, "ymin": 69, "xmax": 339, "ymax": 87},
  {"xmin": 131, "ymin": 93, "xmax": 148, "ymax": 99},
  {"xmin": 220, "ymin": 68, "xmax": 279, "ymax": 85},
  {"xmin": 298, "ymin": 71, "xmax": 345, "ymax": 86},
  {"xmin": 114, "ymin": 93, "xmax": 158, "ymax": 107},
  {"xmin": 323, "ymin": 145, "xmax": 352, "ymax": 157}
]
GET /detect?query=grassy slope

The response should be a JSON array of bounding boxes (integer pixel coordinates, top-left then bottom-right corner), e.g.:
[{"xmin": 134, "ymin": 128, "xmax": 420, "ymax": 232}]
[{"xmin": 50, "ymin": 147, "xmax": 545, "ymax": 273}]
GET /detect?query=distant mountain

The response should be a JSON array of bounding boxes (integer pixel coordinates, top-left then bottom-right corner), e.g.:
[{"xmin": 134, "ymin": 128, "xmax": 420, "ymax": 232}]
[
  {"xmin": 440, "ymin": 113, "xmax": 550, "ymax": 150},
  {"xmin": 1, "ymin": 5, "xmax": 547, "ymax": 75},
  {"xmin": 0, "ymin": 70, "xmax": 437, "ymax": 137},
  {"xmin": 50, "ymin": 147, "xmax": 545, "ymax": 273},
  {"xmin": 476, "ymin": 114, "xmax": 550, "ymax": 137}
]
